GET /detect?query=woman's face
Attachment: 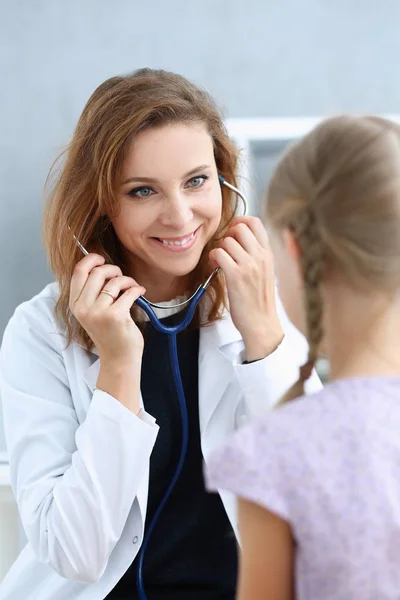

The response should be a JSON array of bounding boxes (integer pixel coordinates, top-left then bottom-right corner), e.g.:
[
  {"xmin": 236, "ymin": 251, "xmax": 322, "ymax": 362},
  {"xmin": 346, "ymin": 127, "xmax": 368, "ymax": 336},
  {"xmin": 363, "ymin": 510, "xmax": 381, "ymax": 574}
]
[{"xmin": 111, "ymin": 122, "xmax": 222, "ymax": 296}]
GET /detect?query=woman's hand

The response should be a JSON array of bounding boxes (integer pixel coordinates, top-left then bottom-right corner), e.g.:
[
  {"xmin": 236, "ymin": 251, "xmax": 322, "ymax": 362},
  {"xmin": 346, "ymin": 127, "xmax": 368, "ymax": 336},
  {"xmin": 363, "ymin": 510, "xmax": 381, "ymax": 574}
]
[
  {"xmin": 69, "ymin": 254, "xmax": 146, "ymax": 412},
  {"xmin": 70, "ymin": 253, "xmax": 145, "ymax": 362},
  {"xmin": 209, "ymin": 217, "xmax": 284, "ymax": 361}
]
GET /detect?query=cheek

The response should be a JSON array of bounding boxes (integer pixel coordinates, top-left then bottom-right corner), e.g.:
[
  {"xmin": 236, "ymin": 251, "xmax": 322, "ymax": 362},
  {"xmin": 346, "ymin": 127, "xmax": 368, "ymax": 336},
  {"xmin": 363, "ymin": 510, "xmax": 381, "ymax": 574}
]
[
  {"xmin": 275, "ymin": 260, "xmax": 306, "ymax": 336},
  {"xmin": 111, "ymin": 216, "xmax": 134, "ymax": 246},
  {"xmin": 269, "ymin": 230, "xmax": 307, "ymax": 337},
  {"xmin": 275, "ymin": 266, "xmax": 295, "ymax": 314},
  {"xmin": 200, "ymin": 184, "xmax": 222, "ymax": 215},
  {"xmin": 197, "ymin": 189, "xmax": 223, "ymax": 230},
  {"xmin": 111, "ymin": 204, "xmax": 150, "ymax": 241}
]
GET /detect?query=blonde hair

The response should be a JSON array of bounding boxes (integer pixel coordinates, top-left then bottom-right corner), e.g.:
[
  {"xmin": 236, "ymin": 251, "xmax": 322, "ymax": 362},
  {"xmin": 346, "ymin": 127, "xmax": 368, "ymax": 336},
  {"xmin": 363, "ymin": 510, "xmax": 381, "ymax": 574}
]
[
  {"xmin": 265, "ymin": 115, "xmax": 400, "ymax": 402},
  {"xmin": 43, "ymin": 68, "xmax": 239, "ymax": 350}
]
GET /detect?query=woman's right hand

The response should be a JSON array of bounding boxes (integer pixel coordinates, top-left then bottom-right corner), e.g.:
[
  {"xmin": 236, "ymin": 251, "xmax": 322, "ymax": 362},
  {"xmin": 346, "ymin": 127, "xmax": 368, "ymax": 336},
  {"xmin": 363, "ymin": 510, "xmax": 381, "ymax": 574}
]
[
  {"xmin": 69, "ymin": 254, "xmax": 145, "ymax": 413},
  {"xmin": 69, "ymin": 253, "xmax": 145, "ymax": 366}
]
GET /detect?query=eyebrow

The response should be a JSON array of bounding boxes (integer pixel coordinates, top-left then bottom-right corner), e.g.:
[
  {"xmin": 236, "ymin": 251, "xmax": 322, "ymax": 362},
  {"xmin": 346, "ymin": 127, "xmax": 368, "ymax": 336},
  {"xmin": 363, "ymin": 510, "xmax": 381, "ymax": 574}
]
[{"xmin": 121, "ymin": 164, "xmax": 212, "ymax": 186}]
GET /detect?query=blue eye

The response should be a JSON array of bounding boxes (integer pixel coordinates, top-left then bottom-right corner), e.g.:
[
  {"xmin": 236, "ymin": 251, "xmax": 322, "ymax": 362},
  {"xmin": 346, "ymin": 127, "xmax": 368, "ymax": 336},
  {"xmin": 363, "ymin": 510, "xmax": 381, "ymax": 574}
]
[
  {"xmin": 187, "ymin": 175, "xmax": 208, "ymax": 188},
  {"xmin": 128, "ymin": 186, "xmax": 154, "ymax": 199}
]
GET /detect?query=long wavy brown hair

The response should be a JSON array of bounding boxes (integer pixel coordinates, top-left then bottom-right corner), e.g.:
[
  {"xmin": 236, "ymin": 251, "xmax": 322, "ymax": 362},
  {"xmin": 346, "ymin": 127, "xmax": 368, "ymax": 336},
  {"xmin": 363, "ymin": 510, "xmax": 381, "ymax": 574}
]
[{"xmin": 43, "ymin": 68, "xmax": 240, "ymax": 350}]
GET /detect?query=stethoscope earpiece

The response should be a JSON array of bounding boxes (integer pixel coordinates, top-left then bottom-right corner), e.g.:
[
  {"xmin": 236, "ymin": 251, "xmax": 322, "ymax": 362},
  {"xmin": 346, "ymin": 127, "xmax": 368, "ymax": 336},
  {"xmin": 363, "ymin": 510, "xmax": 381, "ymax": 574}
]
[{"xmin": 218, "ymin": 174, "xmax": 248, "ymax": 217}]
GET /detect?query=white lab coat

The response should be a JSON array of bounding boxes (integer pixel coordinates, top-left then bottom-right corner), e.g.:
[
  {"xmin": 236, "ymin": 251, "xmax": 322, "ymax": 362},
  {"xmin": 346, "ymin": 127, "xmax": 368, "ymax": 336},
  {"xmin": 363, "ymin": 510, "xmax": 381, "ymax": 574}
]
[{"xmin": 0, "ymin": 282, "xmax": 321, "ymax": 599}]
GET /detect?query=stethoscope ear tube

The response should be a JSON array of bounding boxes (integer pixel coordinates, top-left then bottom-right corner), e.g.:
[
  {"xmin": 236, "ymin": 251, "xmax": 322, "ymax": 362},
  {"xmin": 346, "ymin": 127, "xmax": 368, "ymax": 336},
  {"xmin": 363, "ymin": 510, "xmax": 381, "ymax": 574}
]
[{"xmin": 218, "ymin": 174, "xmax": 248, "ymax": 216}]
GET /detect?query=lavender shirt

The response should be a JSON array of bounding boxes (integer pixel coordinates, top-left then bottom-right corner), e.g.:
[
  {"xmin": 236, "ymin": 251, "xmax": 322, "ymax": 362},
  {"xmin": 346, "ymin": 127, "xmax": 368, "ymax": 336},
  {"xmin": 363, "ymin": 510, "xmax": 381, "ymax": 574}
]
[{"xmin": 206, "ymin": 378, "xmax": 400, "ymax": 600}]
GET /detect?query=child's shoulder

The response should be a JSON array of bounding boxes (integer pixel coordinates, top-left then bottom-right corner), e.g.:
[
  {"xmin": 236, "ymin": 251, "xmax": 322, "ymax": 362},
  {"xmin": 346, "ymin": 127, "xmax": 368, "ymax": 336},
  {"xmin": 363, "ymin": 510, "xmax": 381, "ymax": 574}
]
[
  {"xmin": 246, "ymin": 383, "xmax": 338, "ymax": 440},
  {"xmin": 247, "ymin": 376, "xmax": 400, "ymax": 459},
  {"xmin": 227, "ymin": 378, "xmax": 385, "ymax": 461},
  {"xmin": 207, "ymin": 376, "xmax": 400, "ymax": 519},
  {"xmin": 206, "ymin": 387, "xmax": 335, "ymax": 511}
]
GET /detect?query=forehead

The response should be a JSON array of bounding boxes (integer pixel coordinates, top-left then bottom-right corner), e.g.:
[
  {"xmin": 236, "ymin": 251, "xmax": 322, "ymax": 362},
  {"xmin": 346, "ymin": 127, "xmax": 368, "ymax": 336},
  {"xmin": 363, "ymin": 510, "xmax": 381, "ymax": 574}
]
[{"xmin": 122, "ymin": 122, "xmax": 215, "ymax": 179}]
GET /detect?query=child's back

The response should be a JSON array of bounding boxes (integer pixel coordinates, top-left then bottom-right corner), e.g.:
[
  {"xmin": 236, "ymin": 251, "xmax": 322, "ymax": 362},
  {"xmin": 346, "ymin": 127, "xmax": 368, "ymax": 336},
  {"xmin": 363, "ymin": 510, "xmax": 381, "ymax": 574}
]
[
  {"xmin": 207, "ymin": 115, "xmax": 400, "ymax": 599},
  {"xmin": 208, "ymin": 376, "xmax": 400, "ymax": 599}
]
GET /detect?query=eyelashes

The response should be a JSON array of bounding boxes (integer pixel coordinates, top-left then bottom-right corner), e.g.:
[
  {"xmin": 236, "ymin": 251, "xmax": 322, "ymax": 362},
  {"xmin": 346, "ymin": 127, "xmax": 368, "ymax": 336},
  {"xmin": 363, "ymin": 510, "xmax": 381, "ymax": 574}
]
[
  {"xmin": 127, "ymin": 174, "xmax": 210, "ymax": 200},
  {"xmin": 186, "ymin": 174, "xmax": 209, "ymax": 188},
  {"xmin": 127, "ymin": 186, "xmax": 154, "ymax": 199}
]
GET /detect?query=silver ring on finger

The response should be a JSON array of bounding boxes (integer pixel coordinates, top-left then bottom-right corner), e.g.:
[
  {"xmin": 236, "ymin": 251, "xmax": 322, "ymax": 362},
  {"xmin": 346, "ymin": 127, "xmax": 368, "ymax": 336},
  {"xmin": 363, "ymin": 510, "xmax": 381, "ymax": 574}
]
[{"xmin": 100, "ymin": 289, "xmax": 117, "ymax": 301}]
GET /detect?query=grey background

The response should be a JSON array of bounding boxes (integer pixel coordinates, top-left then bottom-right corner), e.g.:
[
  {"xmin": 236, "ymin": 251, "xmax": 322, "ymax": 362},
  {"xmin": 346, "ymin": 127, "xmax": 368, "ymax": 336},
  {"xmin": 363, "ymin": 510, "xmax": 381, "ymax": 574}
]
[{"xmin": 1, "ymin": 0, "xmax": 400, "ymax": 450}]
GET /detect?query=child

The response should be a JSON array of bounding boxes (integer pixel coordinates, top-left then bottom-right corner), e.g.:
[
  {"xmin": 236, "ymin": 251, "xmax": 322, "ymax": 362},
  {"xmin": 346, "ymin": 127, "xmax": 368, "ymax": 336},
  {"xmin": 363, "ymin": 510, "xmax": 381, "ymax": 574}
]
[{"xmin": 207, "ymin": 115, "xmax": 400, "ymax": 600}]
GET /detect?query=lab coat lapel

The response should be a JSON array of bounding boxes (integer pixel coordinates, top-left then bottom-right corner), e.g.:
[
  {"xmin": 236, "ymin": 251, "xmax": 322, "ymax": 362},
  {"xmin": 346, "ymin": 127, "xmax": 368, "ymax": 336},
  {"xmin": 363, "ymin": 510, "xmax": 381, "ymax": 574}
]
[
  {"xmin": 198, "ymin": 312, "xmax": 244, "ymax": 435},
  {"xmin": 83, "ymin": 356, "xmax": 100, "ymax": 396}
]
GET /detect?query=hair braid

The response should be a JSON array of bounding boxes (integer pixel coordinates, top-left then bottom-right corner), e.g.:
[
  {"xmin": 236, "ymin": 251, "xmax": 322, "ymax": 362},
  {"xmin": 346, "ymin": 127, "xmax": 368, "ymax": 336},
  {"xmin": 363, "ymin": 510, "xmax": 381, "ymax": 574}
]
[{"xmin": 280, "ymin": 209, "xmax": 325, "ymax": 403}]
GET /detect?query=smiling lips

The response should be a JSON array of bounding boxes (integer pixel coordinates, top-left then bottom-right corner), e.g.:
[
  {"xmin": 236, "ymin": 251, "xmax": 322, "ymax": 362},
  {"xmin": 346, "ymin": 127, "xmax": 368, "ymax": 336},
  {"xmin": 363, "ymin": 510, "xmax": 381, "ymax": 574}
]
[{"xmin": 152, "ymin": 226, "xmax": 201, "ymax": 252}]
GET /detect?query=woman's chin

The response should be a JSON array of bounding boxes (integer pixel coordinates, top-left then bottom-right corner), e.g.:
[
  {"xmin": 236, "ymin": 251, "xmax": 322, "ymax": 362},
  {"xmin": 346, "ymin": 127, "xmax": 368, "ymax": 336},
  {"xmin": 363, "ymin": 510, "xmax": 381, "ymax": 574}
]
[
  {"xmin": 153, "ymin": 250, "xmax": 206, "ymax": 277},
  {"xmin": 159, "ymin": 261, "xmax": 202, "ymax": 279}
]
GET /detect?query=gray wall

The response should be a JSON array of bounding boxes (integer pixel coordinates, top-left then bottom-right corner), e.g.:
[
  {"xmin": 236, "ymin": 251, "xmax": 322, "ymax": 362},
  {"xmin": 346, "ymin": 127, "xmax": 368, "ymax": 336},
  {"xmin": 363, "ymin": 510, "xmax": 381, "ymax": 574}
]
[{"xmin": 1, "ymin": 0, "xmax": 400, "ymax": 449}]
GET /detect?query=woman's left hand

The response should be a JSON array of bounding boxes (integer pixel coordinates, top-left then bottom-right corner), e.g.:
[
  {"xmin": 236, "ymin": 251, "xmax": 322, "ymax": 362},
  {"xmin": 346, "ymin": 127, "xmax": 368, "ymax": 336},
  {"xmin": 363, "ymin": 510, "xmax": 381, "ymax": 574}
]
[{"xmin": 209, "ymin": 216, "xmax": 284, "ymax": 362}]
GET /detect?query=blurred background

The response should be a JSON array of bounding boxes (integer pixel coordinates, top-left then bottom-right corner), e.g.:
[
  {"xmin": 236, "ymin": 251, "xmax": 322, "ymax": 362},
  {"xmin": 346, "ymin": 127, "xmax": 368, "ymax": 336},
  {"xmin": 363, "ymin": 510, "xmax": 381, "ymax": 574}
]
[{"xmin": 1, "ymin": 0, "xmax": 400, "ymax": 578}]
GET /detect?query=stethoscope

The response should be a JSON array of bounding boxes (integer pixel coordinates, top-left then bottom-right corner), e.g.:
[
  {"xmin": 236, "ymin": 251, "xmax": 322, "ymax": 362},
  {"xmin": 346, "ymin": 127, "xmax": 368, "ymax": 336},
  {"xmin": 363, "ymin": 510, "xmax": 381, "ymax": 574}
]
[{"xmin": 73, "ymin": 175, "xmax": 248, "ymax": 599}]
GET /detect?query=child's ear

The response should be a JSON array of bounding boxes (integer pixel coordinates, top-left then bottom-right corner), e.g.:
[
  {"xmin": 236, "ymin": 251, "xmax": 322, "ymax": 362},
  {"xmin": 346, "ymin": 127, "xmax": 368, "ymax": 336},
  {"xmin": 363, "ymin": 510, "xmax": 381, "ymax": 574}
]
[
  {"xmin": 282, "ymin": 228, "xmax": 301, "ymax": 260},
  {"xmin": 282, "ymin": 228, "xmax": 303, "ymax": 284}
]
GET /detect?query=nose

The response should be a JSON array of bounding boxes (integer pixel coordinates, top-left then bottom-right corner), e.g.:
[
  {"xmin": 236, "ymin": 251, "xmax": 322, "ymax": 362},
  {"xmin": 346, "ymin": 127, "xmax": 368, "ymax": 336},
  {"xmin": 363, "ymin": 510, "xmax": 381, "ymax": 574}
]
[{"xmin": 159, "ymin": 190, "xmax": 193, "ymax": 229}]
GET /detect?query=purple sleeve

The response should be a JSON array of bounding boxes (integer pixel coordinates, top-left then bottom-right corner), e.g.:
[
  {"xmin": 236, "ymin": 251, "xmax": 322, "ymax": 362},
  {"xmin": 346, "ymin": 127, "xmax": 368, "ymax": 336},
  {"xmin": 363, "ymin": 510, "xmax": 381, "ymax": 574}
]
[{"xmin": 205, "ymin": 417, "xmax": 292, "ymax": 523}]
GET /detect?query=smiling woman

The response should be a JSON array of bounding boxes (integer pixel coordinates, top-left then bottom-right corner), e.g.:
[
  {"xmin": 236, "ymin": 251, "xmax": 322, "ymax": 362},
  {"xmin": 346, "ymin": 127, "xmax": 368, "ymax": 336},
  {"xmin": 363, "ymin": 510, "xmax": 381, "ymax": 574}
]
[{"xmin": 0, "ymin": 68, "xmax": 321, "ymax": 600}]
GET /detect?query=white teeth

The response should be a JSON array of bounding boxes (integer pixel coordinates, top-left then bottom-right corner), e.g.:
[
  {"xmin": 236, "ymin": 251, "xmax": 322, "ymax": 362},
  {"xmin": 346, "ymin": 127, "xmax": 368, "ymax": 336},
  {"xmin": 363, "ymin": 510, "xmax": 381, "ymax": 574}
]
[{"xmin": 160, "ymin": 232, "xmax": 195, "ymax": 246}]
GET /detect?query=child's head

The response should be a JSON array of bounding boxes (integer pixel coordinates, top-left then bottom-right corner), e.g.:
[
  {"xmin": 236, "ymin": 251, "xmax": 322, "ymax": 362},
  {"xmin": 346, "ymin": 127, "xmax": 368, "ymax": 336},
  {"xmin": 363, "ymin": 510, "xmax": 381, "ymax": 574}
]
[{"xmin": 265, "ymin": 115, "xmax": 400, "ymax": 400}]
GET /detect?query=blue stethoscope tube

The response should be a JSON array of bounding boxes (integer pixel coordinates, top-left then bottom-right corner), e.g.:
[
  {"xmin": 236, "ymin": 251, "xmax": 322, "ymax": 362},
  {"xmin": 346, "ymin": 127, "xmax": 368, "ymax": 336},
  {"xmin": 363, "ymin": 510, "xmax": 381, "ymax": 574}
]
[
  {"xmin": 71, "ymin": 175, "xmax": 247, "ymax": 598},
  {"xmin": 134, "ymin": 287, "xmax": 206, "ymax": 599}
]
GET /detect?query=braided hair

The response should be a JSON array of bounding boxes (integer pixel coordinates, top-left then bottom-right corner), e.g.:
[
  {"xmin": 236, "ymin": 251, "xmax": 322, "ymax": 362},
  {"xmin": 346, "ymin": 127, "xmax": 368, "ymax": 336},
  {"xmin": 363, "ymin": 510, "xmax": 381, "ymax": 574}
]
[{"xmin": 280, "ymin": 210, "xmax": 324, "ymax": 403}]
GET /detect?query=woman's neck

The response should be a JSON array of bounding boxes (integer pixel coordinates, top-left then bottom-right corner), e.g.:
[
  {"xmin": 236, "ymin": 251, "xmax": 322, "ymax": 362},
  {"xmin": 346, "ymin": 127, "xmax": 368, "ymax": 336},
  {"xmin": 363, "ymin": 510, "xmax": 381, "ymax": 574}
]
[
  {"xmin": 323, "ymin": 279, "xmax": 400, "ymax": 381},
  {"xmin": 124, "ymin": 260, "xmax": 187, "ymax": 303},
  {"xmin": 140, "ymin": 278, "xmax": 185, "ymax": 303}
]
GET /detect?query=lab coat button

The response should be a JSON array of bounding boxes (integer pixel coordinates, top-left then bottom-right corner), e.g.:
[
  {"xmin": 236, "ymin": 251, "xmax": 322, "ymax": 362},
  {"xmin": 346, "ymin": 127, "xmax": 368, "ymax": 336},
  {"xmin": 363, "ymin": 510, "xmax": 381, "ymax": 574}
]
[{"xmin": 133, "ymin": 536, "xmax": 139, "ymax": 544}]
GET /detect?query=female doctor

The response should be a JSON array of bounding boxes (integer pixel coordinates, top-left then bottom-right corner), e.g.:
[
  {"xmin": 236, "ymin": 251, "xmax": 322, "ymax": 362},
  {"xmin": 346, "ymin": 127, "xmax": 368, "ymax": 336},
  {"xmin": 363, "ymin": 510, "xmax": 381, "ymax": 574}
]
[{"xmin": 0, "ymin": 68, "xmax": 321, "ymax": 600}]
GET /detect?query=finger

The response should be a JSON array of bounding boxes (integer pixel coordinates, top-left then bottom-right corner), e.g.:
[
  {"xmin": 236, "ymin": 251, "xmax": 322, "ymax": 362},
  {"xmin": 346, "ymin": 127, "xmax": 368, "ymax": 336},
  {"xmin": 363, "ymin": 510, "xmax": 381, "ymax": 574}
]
[
  {"xmin": 70, "ymin": 254, "xmax": 106, "ymax": 307},
  {"xmin": 225, "ymin": 222, "xmax": 260, "ymax": 255},
  {"xmin": 209, "ymin": 247, "xmax": 237, "ymax": 278},
  {"xmin": 96, "ymin": 276, "xmax": 141, "ymax": 306},
  {"xmin": 77, "ymin": 264, "xmax": 123, "ymax": 307},
  {"xmin": 221, "ymin": 236, "xmax": 248, "ymax": 265},
  {"xmin": 111, "ymin": 284, "xmax": 147, "ymax": 313},
  {"xmin": 230, "ymin": 216, "xmax": 270, "ymax": 249}
]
